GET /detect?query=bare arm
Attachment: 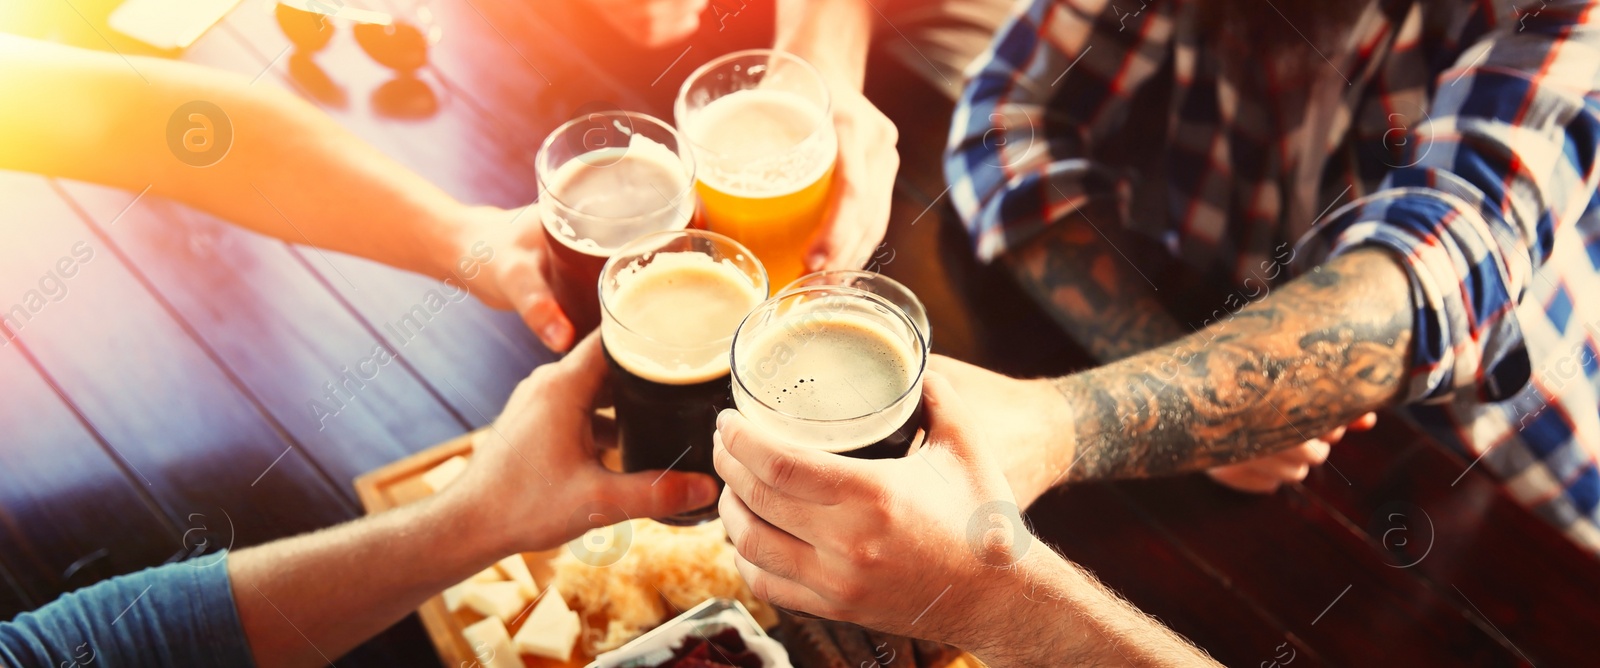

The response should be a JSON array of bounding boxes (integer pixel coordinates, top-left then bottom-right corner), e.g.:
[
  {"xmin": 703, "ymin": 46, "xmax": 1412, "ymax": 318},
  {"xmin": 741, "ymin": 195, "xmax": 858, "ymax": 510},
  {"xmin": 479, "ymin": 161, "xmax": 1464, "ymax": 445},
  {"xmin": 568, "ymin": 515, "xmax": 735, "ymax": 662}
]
[
  {"xmin": 0, "ymin": 35, "xmax": 576, "ymax": 349},
  {"xmin": 228, "ymin": 485, "xmax": 500, "ymax": 666},
  {"xmin": 0, "ymin": 35, "xmax": 468, "ymax": 279},
  {"xmin": 973, "ymin": 540, "xmax": 1217, "ymax": 668}
]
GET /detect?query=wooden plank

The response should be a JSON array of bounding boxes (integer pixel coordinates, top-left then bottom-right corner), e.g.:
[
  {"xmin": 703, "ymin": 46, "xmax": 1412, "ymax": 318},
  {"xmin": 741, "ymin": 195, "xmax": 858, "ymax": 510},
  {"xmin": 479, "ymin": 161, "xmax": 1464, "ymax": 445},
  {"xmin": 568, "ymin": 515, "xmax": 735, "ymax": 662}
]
[
  {"xmin": 1029, "ymin": 484, "xmax": 1324, "ymax": 666},
  {"xmin": 0, "ymin": 562, "xmax": 30, "ymax": 621},
  {"xmin": 193, "ymin": 10, "xmax": 553, "ymax": 422},
  {"xmin": 1301, "ymin": 419, "xmax": 1600, "ymax": 666},
  {"xmin": 55, "ymin": 180, "xmax": 472, "ymax": 499},
  {"xmin": 0, "ymin": 335, "xmax": 182, "ymax": 607},
  {"xmin": 0, "ymin": 172, "xmax": 352, "ymax": 550},
  {"xmin": 1111, "ymin": 473, "xmax": 1520, "ymax": 665}
]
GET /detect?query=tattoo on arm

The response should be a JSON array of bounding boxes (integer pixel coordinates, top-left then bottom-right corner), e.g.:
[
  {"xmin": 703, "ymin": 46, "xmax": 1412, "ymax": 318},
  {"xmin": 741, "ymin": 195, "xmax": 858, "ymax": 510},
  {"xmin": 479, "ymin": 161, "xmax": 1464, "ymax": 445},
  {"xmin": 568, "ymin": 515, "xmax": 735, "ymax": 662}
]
[
  {"xmin": 1006, "ymin": 211, "xmax": 1188, "ymax": 363},
  {"xmin": 1055, "ymin": 248, "xmax": 1413, "ymax": 481}
]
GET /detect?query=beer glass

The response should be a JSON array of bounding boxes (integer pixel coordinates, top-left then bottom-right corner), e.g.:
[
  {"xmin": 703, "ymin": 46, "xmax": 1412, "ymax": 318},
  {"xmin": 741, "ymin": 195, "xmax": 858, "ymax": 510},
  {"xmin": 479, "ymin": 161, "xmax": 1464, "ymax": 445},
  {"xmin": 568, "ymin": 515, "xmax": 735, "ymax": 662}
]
[
  {"xmin": 538, "ymin": 111, "xmax": 696, "ymax": 337},
  {"xmin": 600, "ymin": 230, "xmax": 769, "ymax": 525},
  {"xmin": 674, "ymin": 49, "xmax": 837, "ymax": 290},
  {"xmin": 781, "ymin": 270, "xmax": 930, "ymax": 351},
  {"xmin": 730, "ymin": 286, "xmax": 928, "ymax": 459}
]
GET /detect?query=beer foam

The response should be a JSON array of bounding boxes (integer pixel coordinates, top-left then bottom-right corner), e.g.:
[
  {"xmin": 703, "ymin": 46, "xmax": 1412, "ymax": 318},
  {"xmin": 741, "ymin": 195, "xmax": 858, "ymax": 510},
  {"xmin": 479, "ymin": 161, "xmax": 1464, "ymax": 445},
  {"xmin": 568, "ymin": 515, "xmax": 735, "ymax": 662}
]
[
  {"xmin": 734, "ymin": 309, "xmax": 921, "ymax": 452},
  {"xmin": 603, "ymin": 251, "xmax": 763, "ymax": 384},
  {"xmin": 685, "ymin": 88, "xmax": 835, "ymax": 199},
  {"xmin": 542, "ymin": 133, "xmax": 692, "ymax": 254}
]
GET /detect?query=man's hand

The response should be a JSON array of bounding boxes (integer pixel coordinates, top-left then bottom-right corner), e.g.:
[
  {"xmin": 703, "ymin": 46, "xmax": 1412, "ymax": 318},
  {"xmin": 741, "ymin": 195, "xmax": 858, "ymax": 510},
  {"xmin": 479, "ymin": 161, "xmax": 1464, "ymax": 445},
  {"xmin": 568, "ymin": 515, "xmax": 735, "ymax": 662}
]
[
  {"xmin": 713, "ymin": 373, "xmax": 1027, "ymax": 647},
  {"xmin": 445, "ymin": 332, "xmax": 721, "ymax": 556},
  {"xmin": 452, "ymin": 205, "xmax": 576, "ymax": 352},
  {"xmin": 928, "ymin": 356, "xmax": 1076, "ymax": 508},
  {"xmin": 806, "ymin": 90, "xmax": 900, "ymax": 273},
  {"xmin": 1205, "ymin": 413, "xmax": 1377, "ymax": 493},
  {"xmin": 588, "ymin": 0, "xmax": 710, "ymax": 48}
]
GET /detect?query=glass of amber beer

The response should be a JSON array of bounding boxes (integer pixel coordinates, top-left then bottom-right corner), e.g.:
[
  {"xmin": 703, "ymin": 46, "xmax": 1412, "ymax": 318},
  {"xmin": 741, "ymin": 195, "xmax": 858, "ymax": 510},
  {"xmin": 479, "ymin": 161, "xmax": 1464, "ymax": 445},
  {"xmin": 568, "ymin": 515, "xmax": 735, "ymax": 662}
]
[
  {"xmin": 674, "ymin": 49, "xmax": 837, "ymax": 289},
  {"xmin": 731, "ymin": 286, "xmax": 928, "ymax": 459},
  {"xmin": 538, "ymin": 111, "xmax": 696, "ymax": 338},
  {"xmin": 600, "ymin": 230, "xmax": 769, "ymax": 525}
]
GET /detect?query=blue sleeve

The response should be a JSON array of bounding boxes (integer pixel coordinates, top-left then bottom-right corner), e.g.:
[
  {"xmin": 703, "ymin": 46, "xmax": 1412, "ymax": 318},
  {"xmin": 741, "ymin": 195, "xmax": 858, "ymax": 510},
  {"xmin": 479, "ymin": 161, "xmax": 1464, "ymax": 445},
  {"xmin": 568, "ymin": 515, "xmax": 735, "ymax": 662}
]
[{"xmin": 0, "ymin": 552, "xmax": 256, "ymax": 667}]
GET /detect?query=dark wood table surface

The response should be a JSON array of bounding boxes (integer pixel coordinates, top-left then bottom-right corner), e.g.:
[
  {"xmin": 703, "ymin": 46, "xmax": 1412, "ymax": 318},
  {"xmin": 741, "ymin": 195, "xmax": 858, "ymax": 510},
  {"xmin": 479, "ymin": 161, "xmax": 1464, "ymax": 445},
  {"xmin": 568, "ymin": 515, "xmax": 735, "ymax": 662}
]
[{"xmin": 1, "ymin": 2, "xmax": 1593, "ymax": 666}]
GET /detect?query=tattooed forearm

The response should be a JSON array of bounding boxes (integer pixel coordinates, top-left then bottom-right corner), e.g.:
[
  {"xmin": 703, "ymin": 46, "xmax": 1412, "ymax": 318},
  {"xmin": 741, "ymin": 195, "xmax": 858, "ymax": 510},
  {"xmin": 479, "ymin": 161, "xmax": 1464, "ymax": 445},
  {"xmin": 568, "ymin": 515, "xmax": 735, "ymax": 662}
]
[
  {"xmin": 1056, "ymin": 248, "xmax": 1413, "ymax": 481},
  {"xmin": 1006, "ymin": 210, "xmax": 1188, "ymax": 362}
]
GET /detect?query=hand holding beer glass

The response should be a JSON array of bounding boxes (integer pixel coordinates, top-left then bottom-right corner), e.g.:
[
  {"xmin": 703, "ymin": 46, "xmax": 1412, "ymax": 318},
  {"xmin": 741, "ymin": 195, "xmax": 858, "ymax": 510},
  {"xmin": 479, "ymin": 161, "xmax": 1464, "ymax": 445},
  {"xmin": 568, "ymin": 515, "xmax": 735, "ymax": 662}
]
[
  {"xmin": 600, "ymin": 230, "xmax": 768, "ymax": 525},
  {"xmin": 538, "ymin": 111, "xmax": 696, "ymax": 338},
  {"xmin": 675, "ymin": 49, "xmax": 838, "ymax": 289}
]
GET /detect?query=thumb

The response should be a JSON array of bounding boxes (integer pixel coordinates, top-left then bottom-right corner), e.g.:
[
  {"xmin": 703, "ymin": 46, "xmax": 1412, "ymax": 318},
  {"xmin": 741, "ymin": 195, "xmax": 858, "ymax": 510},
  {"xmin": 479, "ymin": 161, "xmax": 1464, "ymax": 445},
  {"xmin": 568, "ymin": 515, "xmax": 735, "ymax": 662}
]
[
  {"xmin": 921, "ymin": 371, "xmax": 983, "ymax": 460},
  {"xmin": 590, "ymin": 470, "xmax": 721, "ymax": 520}
]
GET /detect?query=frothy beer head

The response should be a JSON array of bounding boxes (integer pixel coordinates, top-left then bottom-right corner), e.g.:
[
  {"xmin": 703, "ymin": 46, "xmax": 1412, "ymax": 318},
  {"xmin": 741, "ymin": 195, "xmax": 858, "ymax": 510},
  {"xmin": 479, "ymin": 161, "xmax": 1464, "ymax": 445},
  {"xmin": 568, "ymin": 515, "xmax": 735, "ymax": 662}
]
[
  {"xmin": 684, "ymin": 88, "xmax": 833, "ymax": 199},
  {"xmin": 540, "ymin": 132, "xmax": 693, "ymax": 255},
  {"xmin": 733, "ymin": 292, "xmax": 925, "ymax": 453},
  {"xmin": 602, "ymin": 250, "xmax": 765, "ymax": 385}
]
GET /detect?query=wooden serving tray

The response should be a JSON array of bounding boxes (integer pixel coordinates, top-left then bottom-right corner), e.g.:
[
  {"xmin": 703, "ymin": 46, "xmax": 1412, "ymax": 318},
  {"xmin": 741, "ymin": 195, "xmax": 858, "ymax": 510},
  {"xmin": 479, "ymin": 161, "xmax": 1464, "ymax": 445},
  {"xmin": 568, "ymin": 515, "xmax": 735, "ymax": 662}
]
[
  {"xmin": 355, "ymin": 430, "xmax": 587, "ymax": 668},
  {"xmin": 355, "ymin": 430, "xmax": 984, "ymax": 668}
]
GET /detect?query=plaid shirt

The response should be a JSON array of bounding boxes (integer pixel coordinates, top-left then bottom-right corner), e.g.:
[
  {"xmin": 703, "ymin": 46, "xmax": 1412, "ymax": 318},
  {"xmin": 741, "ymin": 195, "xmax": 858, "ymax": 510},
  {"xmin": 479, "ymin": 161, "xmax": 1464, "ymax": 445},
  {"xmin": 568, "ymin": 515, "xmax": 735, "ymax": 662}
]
[{"xmin": 946, "ymin": 0, "xmax": 1600, "ymax": 553}]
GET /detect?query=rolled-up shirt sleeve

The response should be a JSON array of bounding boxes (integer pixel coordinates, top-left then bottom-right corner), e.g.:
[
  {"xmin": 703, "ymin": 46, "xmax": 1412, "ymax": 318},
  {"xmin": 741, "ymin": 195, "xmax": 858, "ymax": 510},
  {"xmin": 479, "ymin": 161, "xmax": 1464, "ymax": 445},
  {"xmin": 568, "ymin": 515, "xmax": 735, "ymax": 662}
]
[
  {"xmin": 0, "ymin": 553, "xmax": 255, "ymax": 667},
  {"xmin": 944, "ymin": 0, "xmax": 1173, "ymax": 263},
  {"xmin": 1296, "ymin": 0, "xmax": 1600, "ymax": 403}
]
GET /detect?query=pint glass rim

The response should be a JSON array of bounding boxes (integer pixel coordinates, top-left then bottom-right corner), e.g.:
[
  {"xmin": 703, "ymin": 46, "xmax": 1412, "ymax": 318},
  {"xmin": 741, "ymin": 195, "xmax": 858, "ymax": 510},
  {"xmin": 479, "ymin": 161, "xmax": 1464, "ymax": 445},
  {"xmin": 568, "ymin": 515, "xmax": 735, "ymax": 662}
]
[
  {"xmin": 779, "ymin": 269, "xmax": 931, "ymax": 350},
  {"xmin": 535, "ymin": 110, "xmax": 698, "ymax": 227},
  {"xmin": 730, "ymin": 285, "xmax": 929, "ymax": 427},
  {"xmin": 672, "ymin": 48, "xmax": 834, "ymax": 162},
  {"xmin": 599, "ymin": 229, "xmax": 771, "ymax": 351}
]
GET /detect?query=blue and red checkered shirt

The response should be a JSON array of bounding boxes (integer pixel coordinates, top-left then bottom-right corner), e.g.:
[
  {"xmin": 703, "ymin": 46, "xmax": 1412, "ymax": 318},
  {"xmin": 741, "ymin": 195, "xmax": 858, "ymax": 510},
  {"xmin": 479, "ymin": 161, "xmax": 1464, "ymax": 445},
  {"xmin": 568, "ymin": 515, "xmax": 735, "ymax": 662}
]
[{"xmin": 946, "ymin": 0, "xmax": 1600, "ymax": 552}]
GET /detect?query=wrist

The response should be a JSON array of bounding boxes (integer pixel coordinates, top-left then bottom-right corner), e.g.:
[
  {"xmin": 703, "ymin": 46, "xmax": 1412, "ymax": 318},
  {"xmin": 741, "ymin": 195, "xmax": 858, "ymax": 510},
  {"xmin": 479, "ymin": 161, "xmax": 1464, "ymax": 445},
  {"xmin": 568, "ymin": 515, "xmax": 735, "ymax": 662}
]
[
  {"xmin": 1009, "ymin": 377, "xmax": 1077, "ymax": 503},
  {"xmin": 776, "ymin": 0, "xmax": 870, "ymax": 93},
  {"xmin": 428, "ymin": 479, "xmax": 514, "ymax": 565},
  {"xmin": 959, "ymin": 538, "xmax": 1068, "ymax": 661}
]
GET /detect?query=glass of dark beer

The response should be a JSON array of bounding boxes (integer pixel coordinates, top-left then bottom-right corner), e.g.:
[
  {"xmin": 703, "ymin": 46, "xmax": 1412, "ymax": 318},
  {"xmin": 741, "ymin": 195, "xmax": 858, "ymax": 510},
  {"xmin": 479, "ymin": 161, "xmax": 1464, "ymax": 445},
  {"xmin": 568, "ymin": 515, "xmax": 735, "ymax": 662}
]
[
  {"xmin": 599, "ymin": 230, "xmax": 769, "ymax": 525},
  {"xmin": 780, "ymin": 270, "xmax": 930, "ymax": 351},
  {"xmin": 730, "ymin": 286, "xmax": 928, "ymax": 459},
  {"xmin": 538, "ymin": 111, "xmax": 696, "ymax": 337}
]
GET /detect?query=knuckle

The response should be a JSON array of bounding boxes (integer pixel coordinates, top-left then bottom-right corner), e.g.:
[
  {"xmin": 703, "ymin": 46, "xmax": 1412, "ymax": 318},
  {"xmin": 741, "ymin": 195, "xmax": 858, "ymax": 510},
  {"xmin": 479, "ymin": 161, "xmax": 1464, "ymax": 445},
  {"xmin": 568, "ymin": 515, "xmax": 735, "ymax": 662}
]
[
  {"xmin": 828, "ymin": 575, "xmax": 870, "ymax": 606},
  {"xmin": 767, "ymin": 451, "xmax": 801, "ymax": 490}
]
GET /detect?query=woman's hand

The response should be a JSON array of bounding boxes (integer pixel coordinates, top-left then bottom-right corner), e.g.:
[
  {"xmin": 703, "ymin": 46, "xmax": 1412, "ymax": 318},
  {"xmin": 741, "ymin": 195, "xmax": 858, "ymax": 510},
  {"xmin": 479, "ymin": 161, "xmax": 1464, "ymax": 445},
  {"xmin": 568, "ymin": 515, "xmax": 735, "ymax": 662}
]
[
  {"xmin": 805, "ymin": 89, "xmax": 900, "ymax": 272},
  {"xmin": 449, "ymin": 205, "xmax": 577, "ymax": 352}
]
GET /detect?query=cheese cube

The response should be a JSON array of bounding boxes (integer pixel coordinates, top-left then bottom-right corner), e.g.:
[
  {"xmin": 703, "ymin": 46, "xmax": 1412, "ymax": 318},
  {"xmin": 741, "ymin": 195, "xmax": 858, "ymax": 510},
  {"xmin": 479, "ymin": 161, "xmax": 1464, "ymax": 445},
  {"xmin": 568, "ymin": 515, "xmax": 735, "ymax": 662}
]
[
  {"xmin": 513, "ymin": 590, "xmax": 581, "ymax": 662},
  {"xmin": 496, "ymin": 555, "xmax": 538, "ymax": 598},
  {"xmin": 461, "ymin": 617, "xmax": 521, "ymax": 668},
  {"xmin": 421, "ymin": 456, "xmax": 470, "ymax": 493},
  {"xmin": 466, "ymin": 565, "xmax": 503, "ymax": 583},
  {"xmin": 442, "ymin": 582, "xmax": 472, "ymax": 613},
  {"xmin": 462, "ymin": 581, "xmax": 529, "ymax": 624}
]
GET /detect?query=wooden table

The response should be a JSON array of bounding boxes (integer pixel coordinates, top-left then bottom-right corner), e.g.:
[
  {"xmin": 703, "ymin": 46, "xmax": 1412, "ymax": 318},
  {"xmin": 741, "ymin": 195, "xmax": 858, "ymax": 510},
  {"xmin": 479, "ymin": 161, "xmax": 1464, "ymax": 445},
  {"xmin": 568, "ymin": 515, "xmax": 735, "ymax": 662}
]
[{"xmin": 0, "ymin": 1, "xmax": 1592, "ymax": 666}]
